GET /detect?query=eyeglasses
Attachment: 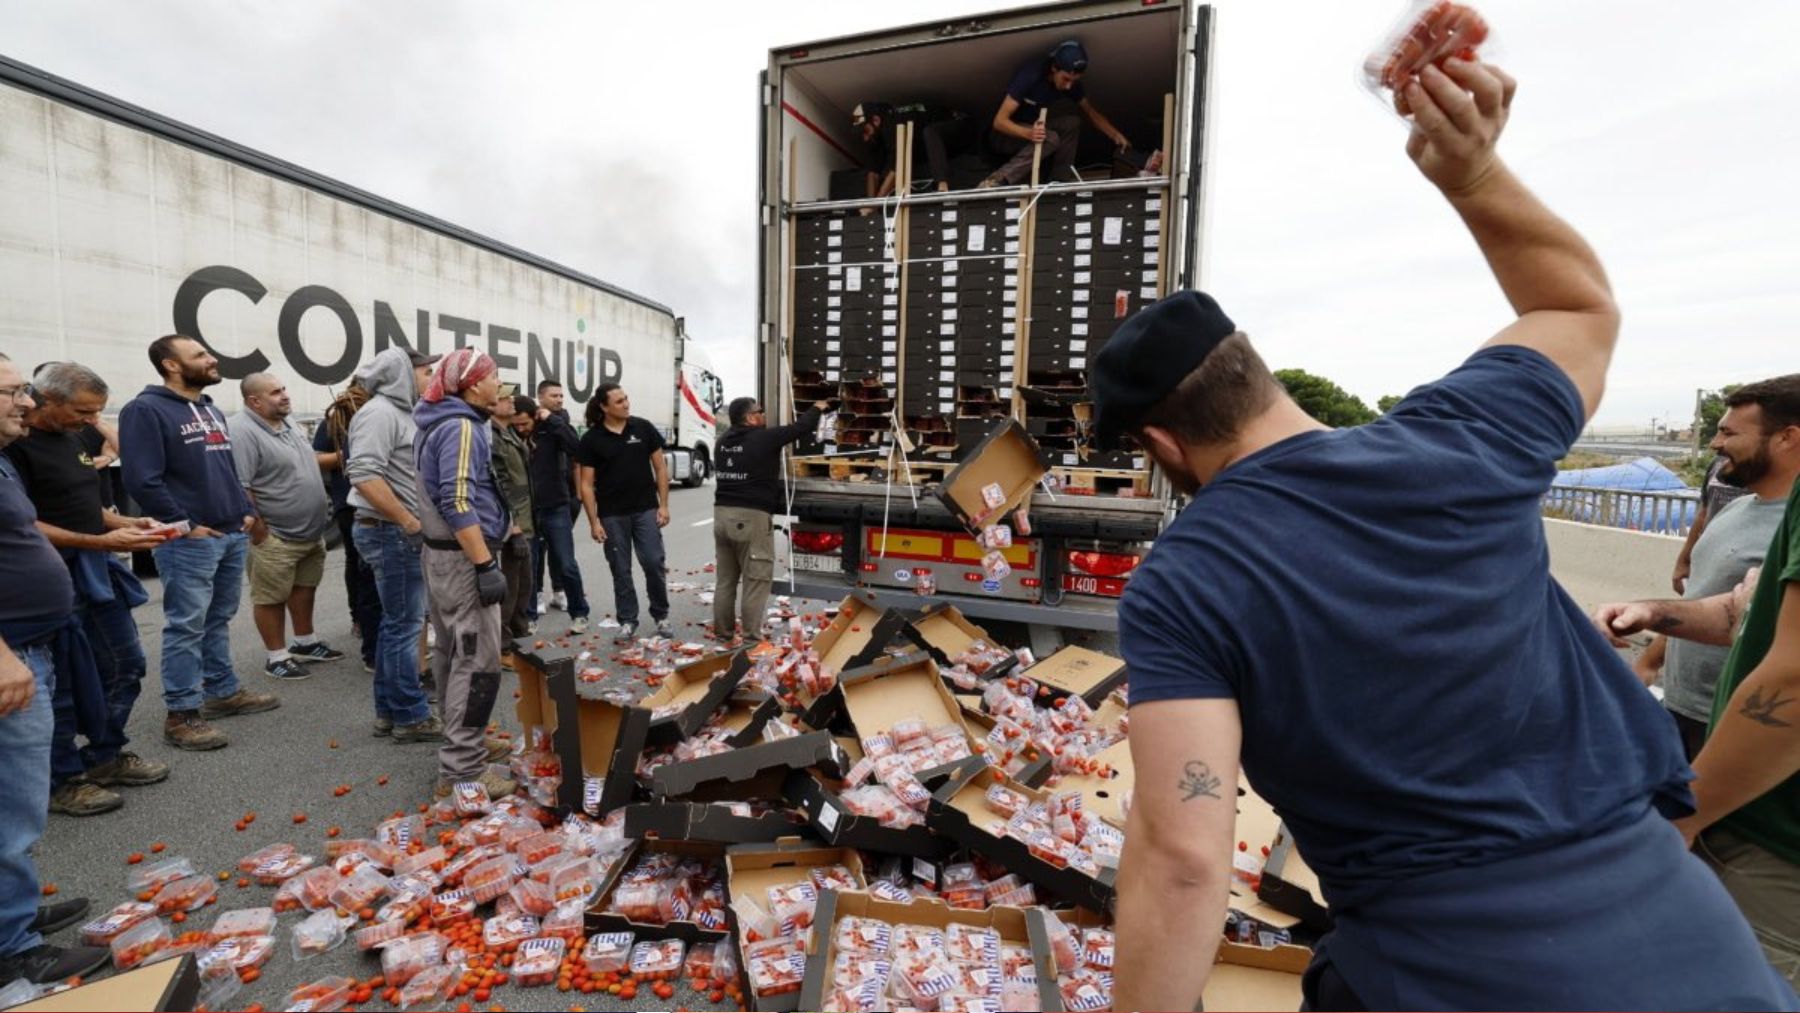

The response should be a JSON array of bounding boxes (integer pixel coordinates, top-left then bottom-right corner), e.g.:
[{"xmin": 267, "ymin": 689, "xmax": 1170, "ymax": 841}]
[{"xmin": 0, "ymin": 384, "xmax": 31, "ymax": 403}]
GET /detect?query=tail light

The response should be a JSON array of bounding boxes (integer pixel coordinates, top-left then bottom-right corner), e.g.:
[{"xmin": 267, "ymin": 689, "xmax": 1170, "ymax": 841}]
[
  {"xmin": 793, "ymin": 530, "xmax": 845, "ymax": 554},
  {"xmin": 1068, "ymin": 550, "xmax": 1142, "ymax": 579}
]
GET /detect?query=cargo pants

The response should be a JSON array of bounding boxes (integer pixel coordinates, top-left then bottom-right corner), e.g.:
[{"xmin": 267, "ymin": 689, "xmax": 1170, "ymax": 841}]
[
  {"xmin": 421, "ymin": 545, "xmax": 502, "ymax": 783},
  {"xmin": 713, "ymin": 505, "xmax": 775, "ymax": 640}
]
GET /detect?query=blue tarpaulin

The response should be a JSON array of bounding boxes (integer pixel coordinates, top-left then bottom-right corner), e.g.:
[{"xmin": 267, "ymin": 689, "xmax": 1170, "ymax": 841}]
[{"xmin": 1544, "ymin": 457, "xmax": 1698, "ymax": 533}]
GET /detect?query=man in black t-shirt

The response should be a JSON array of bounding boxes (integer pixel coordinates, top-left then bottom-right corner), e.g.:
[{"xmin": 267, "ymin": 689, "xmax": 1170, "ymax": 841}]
[
  {"xmin": 712, "ymin": 397, "xmax": 826, "ymax": 643},
  {"xmin": 5, "ymin": 363, "xmax": 168, "ymax": 817},
  {"xmin": 853, "ymin": 102, "xmax": 971, "ymax": 197},
  {"xmin": 577, "ymin": 383, "xmax": 672, "ymax": 642}
]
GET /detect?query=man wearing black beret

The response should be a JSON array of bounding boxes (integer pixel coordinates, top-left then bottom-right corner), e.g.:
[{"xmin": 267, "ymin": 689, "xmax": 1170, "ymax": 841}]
[{"xmin": 1107, "ymin": 60, "xmax": 1795, "ymax": 1010}]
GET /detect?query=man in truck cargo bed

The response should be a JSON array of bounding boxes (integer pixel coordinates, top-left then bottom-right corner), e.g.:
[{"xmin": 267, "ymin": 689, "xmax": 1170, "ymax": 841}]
[
  {"xmin": 980, "ymin": 40, "xmax": 1135, "ymax": 188},
  {"xmin": 1101, "ymin": 60, "xmax": 1797, "ymax": 1010}
]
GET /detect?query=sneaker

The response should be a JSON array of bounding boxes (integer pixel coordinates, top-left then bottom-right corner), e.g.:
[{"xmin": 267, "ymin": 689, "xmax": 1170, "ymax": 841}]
[
  {"xmin": 362, "ymin": 659, "xmax": 375, "ymax": 674},
  {"xmin": 49, "ymin": 780, "xmax": 123, "ymax": 817},
  {"xmin": 551, "ymin": 591, "xmax": 569, "ymax": 612},
  {"xmin": 85, "ymin": 751, "xmax": 169, "ymax": 787},
  {"xmin": 0, "ymin": 942, "xmax": 111, "ymax": 985},
  {"xmin": 263, "ymin": 657, "xmax": 311, "ymax": 682},
  {"xmin": 393, "ymin": 715, "xmax": 445, "ymax": 743},
  {"xmin": 536, "ymin": 591, "xmax": 552, "ymax": 614},
  {"xmin": 30, "ymin": 899, "xmax": 90, "ymax": 936},
  {"xmin": 289, "ymin": 641, "xmax": 346, "ymax": 663},
  {"xmin": 976, "ymin": 173, "xmax": 1004, "ymax": 189},
  {"xmin": 569, "ymin": 616, "xmax": 590, "ymax": 634},
  {"xmin": 655, "ymin": 619, "xmax": 675, "ymax": 639},
  {"xmin": 200, "ymin": 688, "xmax": 281, "ymax": 719},
  {"xmin": 163, "ymin": 712, "xmax": 228, "ymax": 751},
  {"xmin": 372, "ymin": 718, "xmax": 393, "ymax": 737},
  {"xmin": 614, "ymin": 621, "xmax": 638, "ymax": 643}
]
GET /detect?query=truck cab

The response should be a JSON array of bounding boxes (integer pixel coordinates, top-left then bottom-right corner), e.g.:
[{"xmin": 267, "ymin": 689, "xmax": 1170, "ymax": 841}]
[{"xmin": 669, "ymin": 334, "xmax": 725, "ymax": 487}]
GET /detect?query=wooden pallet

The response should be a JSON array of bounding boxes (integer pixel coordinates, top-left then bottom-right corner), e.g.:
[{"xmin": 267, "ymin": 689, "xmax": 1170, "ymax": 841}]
[
  {"xmin": 791, "ymin": 455, "xmax": 941, "ymax": 485},
  {"xmin": 1050, "ymin": 466, "xmax": 1153, "ymax": 497}
]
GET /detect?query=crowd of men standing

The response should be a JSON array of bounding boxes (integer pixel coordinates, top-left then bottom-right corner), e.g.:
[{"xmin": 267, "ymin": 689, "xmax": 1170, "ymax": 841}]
[{"xmin": 0, "ymin": 336, "xmax": 689, "ymax": 985}]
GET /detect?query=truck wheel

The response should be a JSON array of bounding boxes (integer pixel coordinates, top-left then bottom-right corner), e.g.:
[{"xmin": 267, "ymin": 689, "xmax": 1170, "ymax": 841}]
[{"xmin": 684, "ymin": 449, "xmax": 709, "ymax": 488}]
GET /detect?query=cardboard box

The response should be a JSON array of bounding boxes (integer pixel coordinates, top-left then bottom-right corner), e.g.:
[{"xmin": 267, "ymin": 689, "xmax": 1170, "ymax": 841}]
[
  {"xmin": 902, "ymin": 602, "xmax": 1020, "ymax": 681},
  {"xmin": 726, "ymin": 839, "xmax": 868, "ymax": 1013},
  {"xmin": 1202, "ymin": 940, "xmax": 1311, "ymax": 1011},
  {"xmin": 648, "ymin": 732, "xmax": 849, "ymax": 800},
  {"xmin": 799, "ymin": 890, "xmax": 1060, "ymax": 1013},
  {"xmin": 806, "ymin": 592, "xmax": 909, "ymax": 676},
  {"xmin": 808, "ymin": 652, "xmax": 976, "ymax": 755},
  {"xmin": 10, "ymin": 953, "xmax": 199, "ymax": 1011},
  {"xmin": 928, "ymin": 764, "xmax": 1117, "ymax": 913},
  {"xmin": 642, "ymin": 649, "xmax": 752, "ymax": 748},
  {"xmin": 935, "ymin": 418, "xmax": 1050, "ymax": 533},
  {"xmin": 957, "ymin": 704, "xmax": 1053, "ymax": 788},
  {"xmin": 622, "ymin": 802, "xmax": 811, "ymax": 845},
  {"xmin": 514, "ymin": 647, "xmax": 651, "ymax": 815},
  {"xmin": 585, "ymin": 838, "xmax": 730, "ymax": 945},
  {"xmin": 782, "ymin": 769, "xmax": 954, "ymax": 860},
  {"xmin": 1025, "ymin": 646, "xmax": 1128, "ymax": 709},
  {"xmin": 717, "ymin": 693, "xmax": 784, "ymax": 749},
  {"xmin": 1257, "ymin": 823, "xmax": 1331, "ymax": 932}
]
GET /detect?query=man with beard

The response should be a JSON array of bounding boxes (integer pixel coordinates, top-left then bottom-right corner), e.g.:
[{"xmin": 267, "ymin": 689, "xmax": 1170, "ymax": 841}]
[
  {"xmin": 1602, "ymin": 376, "xmax": 1798, "ymax": 757},
  {"xmin": 1592, "ymin": 374, "xmax": 1800, "ymax": 986},
  {"xmin": 120, "ymin": 336, "xmax": 280, "ymax": 752},
  {"xmin": 1101, "ymin": 61, "xmax": 1793, "ymax": 1009},
  {"xmin": 528, "ymin": 379, "xmax": 587, "ymax": 628}
]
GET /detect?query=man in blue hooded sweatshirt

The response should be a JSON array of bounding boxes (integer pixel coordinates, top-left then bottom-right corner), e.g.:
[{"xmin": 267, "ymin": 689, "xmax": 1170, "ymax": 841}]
[
  {"xmin": 119, "ymin": 335, "xmax": 279, "ymax": 752},
  {"xmin": 414, "ymin": 349, "xmax": 516, "ymax": 800}
]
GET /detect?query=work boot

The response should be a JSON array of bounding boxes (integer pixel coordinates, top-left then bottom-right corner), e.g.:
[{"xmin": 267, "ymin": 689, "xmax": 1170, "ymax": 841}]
[
  {"xmin": 392, "ymin": 715, "xmax": 445, "ymax": 743},
  {"xmin": 48, "ymin": 780, "xmax": 123, "ymax": 817},
  {"xmin": 372, "ymin": 717, "xmax": 393, "ymax": 737},
  {"xmin": 85, "ymin": 751, "xmax": 170, "ymax": 787},
  {"xmin": 163, "ymin": 711, "xmax": 228, "ymax": 751},
  {"xmin": 476, "ymin": 767, "xmax": 518, "ymax": 800},
  {"xmin": 199, "ymin": 688, "xmax": 280, "ymax": 719},
  {"xmin": 29, "ymin": 899, "xmax": 90, "ymax": 936},
  {"xmin": 484, "ymin": 737, "xmax": 512, "ymax": 763},
  {"xmin": 0, "ymin": 942, "xmax": 111, "ymax": 985}
]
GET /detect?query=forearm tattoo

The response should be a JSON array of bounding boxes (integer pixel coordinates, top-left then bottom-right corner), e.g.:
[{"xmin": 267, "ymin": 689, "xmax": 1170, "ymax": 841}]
[
  {"xmin": 1740, "ymin": 688, "xmax": 1795, "ymax": 729},
  {"xmin": 1179, "ymin": 761, "xmax": 1223, "ymax": 802}
]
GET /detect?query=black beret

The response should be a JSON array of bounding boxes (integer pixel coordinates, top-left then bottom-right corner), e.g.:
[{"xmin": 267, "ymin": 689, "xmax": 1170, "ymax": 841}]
[{"xmin": 1091, "ymin": 289, "xmax": 1236, "ymax": 449}]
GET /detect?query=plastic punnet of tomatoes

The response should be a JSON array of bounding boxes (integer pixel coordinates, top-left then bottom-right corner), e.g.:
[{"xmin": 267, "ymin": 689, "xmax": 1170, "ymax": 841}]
[{"xmin": 1360, "ymin": 1, "xmax": 1494, "ymax": 115}]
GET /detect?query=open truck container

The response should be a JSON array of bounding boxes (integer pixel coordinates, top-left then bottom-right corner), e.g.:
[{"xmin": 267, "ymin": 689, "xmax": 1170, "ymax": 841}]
[{"xmin": 757, "ymin": 0, "xmax": 1216, "ymax": 642}]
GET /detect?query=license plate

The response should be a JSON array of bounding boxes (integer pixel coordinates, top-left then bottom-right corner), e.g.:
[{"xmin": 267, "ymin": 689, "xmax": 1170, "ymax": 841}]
[
  {"xmin": 1063, "ymin": 574, "xmax": 1127, "ymax": 597},
  {"xmin": 790, "ymin": 553, "xmax": 840, "ymax": 573}
]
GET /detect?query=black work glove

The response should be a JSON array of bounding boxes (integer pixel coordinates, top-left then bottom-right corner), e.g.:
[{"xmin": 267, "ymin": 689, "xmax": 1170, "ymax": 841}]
[{"xmin": 474, "ymin": 557, "xmax": 507, "ymax": 607}]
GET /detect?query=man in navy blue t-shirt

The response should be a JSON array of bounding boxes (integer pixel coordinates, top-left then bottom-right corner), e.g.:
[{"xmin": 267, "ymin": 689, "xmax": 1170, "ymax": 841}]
[
  {"xmin": 1100, "ymin": 61, "xmax": 1797, "ymax": 1010},
  {"xmin": 979, "ymin": 40, "xmax": 1134, "ymax": 188}
]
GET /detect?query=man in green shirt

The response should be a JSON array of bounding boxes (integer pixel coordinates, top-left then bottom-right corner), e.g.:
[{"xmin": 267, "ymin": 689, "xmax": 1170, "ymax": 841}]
[
  {"xmin": 487, "ymin": 391, "xmax": 536, "ymax": 660},
  {"xmin": 1592, "ymin": 374, "xmax": 1800, "ymax": 985}
]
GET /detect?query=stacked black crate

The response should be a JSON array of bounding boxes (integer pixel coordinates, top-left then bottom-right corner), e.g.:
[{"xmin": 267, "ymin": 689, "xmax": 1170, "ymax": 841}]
[
  {"xmin": 1027, "ymin": 188, "xmax": 1166, "ymax": 470},
  {"xmin": 792, "ymin": 210, "xmax": 900, "ymax": 456},
  {"xmin": 899, "ymin": 197, "xmax": 1021, "ymax": 455}
]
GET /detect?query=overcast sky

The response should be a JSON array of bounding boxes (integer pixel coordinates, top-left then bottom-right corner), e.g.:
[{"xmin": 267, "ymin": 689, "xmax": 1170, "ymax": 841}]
[{"xmin": 4, "ymin": 0, "xmax": 1795, "ymax": 430}]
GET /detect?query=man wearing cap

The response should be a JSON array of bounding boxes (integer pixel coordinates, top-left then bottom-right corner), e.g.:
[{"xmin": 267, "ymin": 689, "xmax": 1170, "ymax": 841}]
[
  {"xmin": 346, "ymin": 346, "xmax": 443, "ymax": 744},
  {"xmin": 414, "ymin": 348, "xmax": 515, "ymax": 800},
  {"xmin": 1106, "ymin": 61, "xmax": 1794, "ymax": 1009},
  {"xmin": 853, "ymin": 101, "xmax": 970, "ymax": 197},
  {"xmin": 979, "ymin": 40, "xmax": 1132, "ymax": 188}
]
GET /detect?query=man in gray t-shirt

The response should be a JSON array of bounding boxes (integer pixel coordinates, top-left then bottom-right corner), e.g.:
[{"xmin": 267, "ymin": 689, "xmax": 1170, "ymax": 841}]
[
  {"xmin": 231, "ymin": 373, "xmax": 343, "ymax": 681},
  {"xmin": 1662, "ymin": 494, "xmax": 1784, "ymax": 750}
]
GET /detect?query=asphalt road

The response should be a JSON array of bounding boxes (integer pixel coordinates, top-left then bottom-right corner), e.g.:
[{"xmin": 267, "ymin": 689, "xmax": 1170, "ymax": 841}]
[{"xmin": 29, "ymin": 493, "xmax": 1674, "ymax": 1009}]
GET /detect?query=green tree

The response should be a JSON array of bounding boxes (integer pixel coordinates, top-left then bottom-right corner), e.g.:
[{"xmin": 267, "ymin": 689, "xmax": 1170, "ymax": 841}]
[
  {"xmin": 1695, "ymin": 384, "xmax": 1743, "ymax": 445},
  {"xmin": 1377, "ymin": 394, "xmax": 1404, "ymax": 414},
  {"xmin": 1275, "ymin": 369, "xmax": 1378, "ymax": 427}
]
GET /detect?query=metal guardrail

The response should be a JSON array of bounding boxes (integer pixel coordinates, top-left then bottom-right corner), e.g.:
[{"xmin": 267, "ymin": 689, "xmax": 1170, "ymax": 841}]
[{"xmin": 1540, "ymin": 487, "xmax": 1698, "ymax": 537}]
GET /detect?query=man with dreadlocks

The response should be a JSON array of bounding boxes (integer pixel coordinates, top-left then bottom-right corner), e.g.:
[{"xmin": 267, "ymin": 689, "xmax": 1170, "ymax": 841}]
[
  {"xmin": 414, "ymin": 348, "xmax": 516, "ymax": 800},
  {"xmin": 316, "ymin": 380, "xmax": 382, "ymax": 673}
]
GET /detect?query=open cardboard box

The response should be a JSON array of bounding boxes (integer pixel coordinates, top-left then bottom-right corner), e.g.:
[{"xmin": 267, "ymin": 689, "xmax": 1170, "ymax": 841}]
[
  {"xmin": 10, "ymin": 953, "xmax": 199, "ymax": 1012},
  {"xmin": 622, "ymin": 801, "xmax": 811, "ymax": 845},
  {"xmin": 806, "ymin": 592, "xmax": 906, "ymax": 677},
  {"xmin": 798, "ymin": 890, "xmax": 1060, "ymax": 1013},
  {"xmin": 515, "ymin": 646, "xmax": 651, "ymax": 815},
  {"xmin": 901, "ymin": 602, "xmax": 1017, "ymax": 681},
  {"xmin": 1024, "ymin": 645, "xmax": 1127, "ymax": 708},
  {"xmin": 1258, "ymin": 821, "xmax": 1331, "ymax": 932},
  {"xmin": 585, "ymin": 838, "xmax": 730, "ymax": 944},
  {"xmin": 1202, "ymin": 940, "xmax": 1311, "ymax": 1011},
  {"xmin": 958, "ymin": 703, "xmax": 1053, "ymax": 788},
  {"xmin": 648, "ymin": 731, "xmax": 849, "ymax": 800},
  {"xmin": 716, "ymin": 692, "xmax": 784, "ymax": 749},
  {"xmin": 726, "ymin": 839, "xmax": 868, "ymax": 1012},
  {"xmin": 928, "ymin": 764, "xmax": 1118, "ymax": 913},
  {"xmin": 641, "ymin": 648, "xmax": 752, "ymax": 748},
  {"xmin": 782, "ymin": 768, "xmax": 954, "ymax": 860},
  {"xmin": 935, "ymin": 418, "xmax": 1050, "ymax": 533}
]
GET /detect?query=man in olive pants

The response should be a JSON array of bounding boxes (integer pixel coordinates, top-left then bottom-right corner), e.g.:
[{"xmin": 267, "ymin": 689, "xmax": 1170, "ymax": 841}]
[
  {"xmin": 413, "ymin": 349, "xmax": 515, "ymax": 799},
  {"xmin": 711, "ymin": 397, "xmax": 826, "ymax": 643}
]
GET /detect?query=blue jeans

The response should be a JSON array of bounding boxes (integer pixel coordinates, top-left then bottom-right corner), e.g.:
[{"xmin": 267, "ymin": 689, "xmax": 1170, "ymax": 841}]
[
  {"xmin": 352, "ymin": 523, "xmax": 432, "ymax": 726},
  {"xmin": 601, "ymin": 509, "xmax": 668, "ymax": 625},
  {"xmin": 0, "ymin": 644, "xmax": 54, "ymax": 957},
  {"xmin": 50, "ymin": 596, "xmax": 142, "ymax": 787},
  {"xmin": 152, "ymin": 533, "xmax": 247, "ymax": 712},
  {"xmin": 533, "ymin": 506, "xmax": 588, "ymax": 619}
]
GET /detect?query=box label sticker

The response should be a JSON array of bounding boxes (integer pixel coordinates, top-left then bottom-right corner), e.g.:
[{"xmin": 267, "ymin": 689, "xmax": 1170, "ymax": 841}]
[
  {"xmin": 1073, "ymin": 271, "xmax": 1091, "ymax": 284},
  {"xmin": 1074, "ymin": 254, "xmax": 1091, "ymax": 268},
  {"xmin": 1103, "ymin": 217, "xmax": 1123, "ymax": 245},
  {"xmin": 846, "ymin": 266, "xmax": 862, "ymax": 292},
  {"xmin": 967, "ymin": 225, "xmax": 987, "ymax": 251},
  {"xmin": 1070, "ymin": 339, "xmax": 1087, "ymax": 353},
  {"xmin": 1074, "ymin": 220, "xmax": 1092, "ymax": 236},
  {"xmin": 1073, "ymin": 289, "xmax": 1090, "ymax": 303},
  {"xmin": 817, "ymin": 802, "xmax": 839, "ymax": 833},
  {"xmin": 828, "ymin": 235, "xmax": 841, "ymax": 248},
  {"xmin": 828, "ymin": 218, "xmax": 843, "ymax": 231},
  {"xmin": 1072, "ymin": 306, "xmax": 1088, "ymax": 320}
]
